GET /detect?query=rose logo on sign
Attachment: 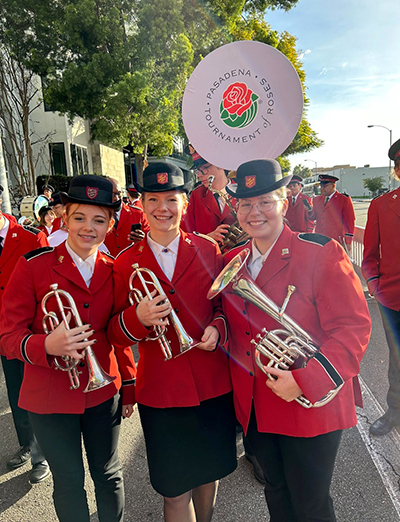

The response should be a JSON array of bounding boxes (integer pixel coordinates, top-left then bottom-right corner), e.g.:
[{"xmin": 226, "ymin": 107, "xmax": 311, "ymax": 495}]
[{"xmin": 220, "ymin": 82, "xmax": 259, "ymax": 129}]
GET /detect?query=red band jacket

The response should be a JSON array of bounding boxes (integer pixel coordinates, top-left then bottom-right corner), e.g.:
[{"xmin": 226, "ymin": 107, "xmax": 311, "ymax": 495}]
[
  {"xmin": 285, "ymin": 192, "xmax": 314, "ymax": 233},
  {"xmin": 222, "ymin": 226, "xmax": 371, "ymax": 438},
  {"xmin": 312, "ymin": 192, "xmax": 355, "ymax": 245},
  {"xmin": 362, "ymin": 188, "xmax": 400, "ymax": 310},
  {"xmin": 0, "ymin": 217, "xmax": 48, "ymax": 307},
  {"xmin": 0, "ymin": 242, "xmax": 136, "ymax": 414},
  {"xmin": 107, "ymin": 231, "xmax": 232, "ymax": 409},
  {"xmin": 104, "ymin": 203, "xmax": 149, "ymax": 257},
  {"xmin": 181, "ymin": 184, "xmax": 237, "ymax": 235}
]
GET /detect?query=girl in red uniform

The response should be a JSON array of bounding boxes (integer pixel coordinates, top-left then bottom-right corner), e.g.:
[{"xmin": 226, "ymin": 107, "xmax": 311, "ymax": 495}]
[
  {"xmin": 108, "ymin": 162, "xmax": 236, "ymax": 522},
  {"xmin": 0, "ymin": 175, "xmax": 136, "ymax": 522},
  {"xmin": 219, "ymin": 159, "xmax": 371, "ymax": 522},
  {"xmin": 37, "ymin": 205, "xmax": 56, "ymax": 236}
]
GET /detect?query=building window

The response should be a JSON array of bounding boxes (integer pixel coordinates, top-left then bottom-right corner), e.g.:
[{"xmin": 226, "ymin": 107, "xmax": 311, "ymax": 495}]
[
  {"xmin": 71, "ymin": 144, "xmax": 89, "ymax": 176},
  {"xmin": 49, "ymin": 142, "xmax": 67, "ymax": 176}
]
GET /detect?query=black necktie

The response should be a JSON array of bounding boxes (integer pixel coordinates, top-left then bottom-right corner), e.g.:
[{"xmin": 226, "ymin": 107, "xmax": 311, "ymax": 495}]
[
  {"xmin": 292, "ymin": 197, "xmax": 296, "ymax": 207},
  {"xmin": 0, "ymin": 236, "xmax": 3, "ymax": 256},
  {"xmin": 114, "ymin": 213, "xmax": 119, "ymax": 230},
  {"xmin": 324, "ymin": 197, "xmax": 329, "ymax": 206}
]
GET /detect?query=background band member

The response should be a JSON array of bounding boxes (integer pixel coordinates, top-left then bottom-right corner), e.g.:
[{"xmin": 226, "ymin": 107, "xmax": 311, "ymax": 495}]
[
  {"xmin": 285, "ymin": 175, "xmax": 314, "ymax": 233},
  {"xmin": 181, "ymin": 147, "xmax": 237, "ymax": 249},
  {"xmin": 311, "ymin": 174, "xmax": 355, "ymax": 248},
  {"xmin": 362, "ymin": 138, "xmax": 400, "ymax": 436},
  {"xmin": 220, "ymin": 159, "xmax": 371, "ymax": 522},
  {"xmin": 42, "ymin": 184, "xmax": 54, "ymax": 200},
  {"xmin": 0, "ymin": 175, "xmax": 136, "ymax": 522},
  {"xmin": 36, "ymin": 205, "xmax": 56, "ymax": 236},
  {"xmin": 108, "ymin": 162, "xmax": 236, "ymax": 522},
  {"xmin": 104, "ymin": 177, "xmax": 149, "ymax": 257},
  {"xmin": 49, "ymin": 192, "xmax": 65, "ymax": 232},
  {"xmin": 126, "ymin": 183, "xmax": 143, "ymax": 209},
  {"xmin": 0, "ymin": 186, "xmax": 49, "ymax": 484}
]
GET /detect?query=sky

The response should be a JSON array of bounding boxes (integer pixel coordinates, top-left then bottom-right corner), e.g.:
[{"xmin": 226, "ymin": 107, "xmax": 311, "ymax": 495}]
[{"xmin": 265, "ymin": 0, "xmax": 400, "ymax": 171}]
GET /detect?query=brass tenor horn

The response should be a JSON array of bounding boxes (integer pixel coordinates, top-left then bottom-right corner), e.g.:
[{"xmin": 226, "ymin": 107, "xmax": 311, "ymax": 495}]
[
  {"xmin": 207, "ymin": 249, "xmax": 343, "ymax": 408},
  {"xmin": 129, "ymin": 264, "xmax": 199, "ymax": 360},
  {"xmin": 207, "ymin": 175, "xmax": 248, "ymax": 250},
  {"xmin": 42, "ymin": 284, "xmax": 115, "ymax": 392}
]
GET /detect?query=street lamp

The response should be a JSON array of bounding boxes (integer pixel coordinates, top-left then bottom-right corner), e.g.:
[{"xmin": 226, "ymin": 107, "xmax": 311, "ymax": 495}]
[
  {"xmin": 304, "ymin": 159, "xmax": 318, "ymax": 178},
  {"xmin": 367, "ymin": 125, "xmax": 392, "ymax": 190}
]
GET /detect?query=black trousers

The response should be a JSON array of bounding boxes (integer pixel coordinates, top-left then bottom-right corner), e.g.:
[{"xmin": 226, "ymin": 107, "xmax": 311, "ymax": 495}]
[
  {"xmin": 377, "ymin": 303, "xmax": 400, "ymax": 411},
  {"xmin": 29, "ymin": 394, "xmax": 124, "ymax": 522},
  {"xmin": 1, "ymin": 356, "xmax": 33, "ymax": 447},
  {"xmin": 246, "ymin": 408, "xmax": 342, "ymax": 522}
]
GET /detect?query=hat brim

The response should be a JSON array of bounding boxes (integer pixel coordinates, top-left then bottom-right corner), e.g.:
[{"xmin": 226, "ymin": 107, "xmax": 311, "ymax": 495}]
[
  {"xmin": 60, "ymin": 192, "xmax": 122, "ymax": 210},
  {"xmin": 226, "ymin": 175, "xmax": 292, "ymax": 199},
  {"xmin": 136, "ymin": 182, "xmax": 192, "ymax": 195}
]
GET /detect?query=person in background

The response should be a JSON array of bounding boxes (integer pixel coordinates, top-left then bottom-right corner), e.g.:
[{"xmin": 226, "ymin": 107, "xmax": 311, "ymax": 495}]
[
  {"xmin": 49, "ymin": 192, "xmax": 65, "ymax": 232},
  {"xmin": 0, "ymin": 184, "xmax": 50, "ymax": 484},
  {"xmin": 108, "ymin": 162, "xmax": 236, "ymax": 522},
  {"xmin": 36, "ymin": 205, "xmax": 56, "ymax": 236},
  {"xmin": 181, "ymin": 146, "xmax": 237, "ymax": 250},
  {"xmin": 285, "ymin": 175, "xmax": 314, "ymax": 233},
  {"xmin": 311, "ymin": 174, "xmax": 355, "ymax": 251},
  {"xmin": 0, "ymin": 175, "xmax": 136, "ymax": 521},
  {"xmin": 104, "ymin": 177, "xmax": 149, "ymax": 257},
  {"xmin": 42, "ymin": 184, "xmax": 54, "ymax": 201},
  {"xmin": 126, "ymin": 184, "xmax": 143, "ymax": 210},
  {"xmin": 362, "ymin": 138, "xmax": 400, "ymax": 436},
  {"xmin": 219, "ymin": 159, "xmax": 371, "ymax": 522}
]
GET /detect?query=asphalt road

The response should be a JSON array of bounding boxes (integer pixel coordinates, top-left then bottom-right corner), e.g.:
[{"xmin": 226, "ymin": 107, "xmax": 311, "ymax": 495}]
[{"xmin": 1, "ymin": 199, "xmax": 400, "ymax": 521}]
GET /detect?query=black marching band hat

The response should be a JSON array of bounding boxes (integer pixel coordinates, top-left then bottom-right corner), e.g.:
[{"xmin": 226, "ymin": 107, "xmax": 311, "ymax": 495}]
[
  {"xmin": 126, "ymin": 183, "xmax": 139, "ymax": 194},
  {"xmin": 49, "ymin": 192, "xmax": 63, "ymax": 207},
  {"xmin": 60, "ymin": 175, "xmax": 121, "ymax": 210},
  {"xmin": 318, "ymin": 174, "xmax": 339, "ymax": 184},
  {"xmin": 137, "ymin": 162, "xmax": 192, "ymax": 194},
  {"xmin": 42, "ymin": 184, "xmax": 55, "ymax": 192},
  {"xmin": 288, "ymin": 175, "xmax": 304, "ymax": 185},
  {"xmin": 226, "ymin": 159, "xmax": 292, "ymax": 199},
  {"xmin": 38, "ymin": 205, "xmax": 54, "ymax": 218},
  {"xmin": 389, "ymin": 138, "xmax": 400, "ymax": 162},
  {"xmin": 184, "ymin": 144, "xmax": 209, "ymax": 170}
]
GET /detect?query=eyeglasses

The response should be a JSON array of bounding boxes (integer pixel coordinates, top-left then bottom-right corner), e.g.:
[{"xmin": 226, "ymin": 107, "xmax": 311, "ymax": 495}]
[{"xmin": 236, "ymin": 198, "xmax": 284, "ymax": 215}]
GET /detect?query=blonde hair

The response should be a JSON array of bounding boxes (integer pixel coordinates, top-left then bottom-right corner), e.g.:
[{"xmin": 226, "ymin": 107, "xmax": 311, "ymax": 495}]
[{"xmin": 64, "ymin": 203, "xmax": 114, "ymax": 222}]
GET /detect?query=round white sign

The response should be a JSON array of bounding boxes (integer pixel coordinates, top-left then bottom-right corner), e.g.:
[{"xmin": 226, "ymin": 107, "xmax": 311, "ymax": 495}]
[{"xmin": 182, "ymin": 41, "xmax": 304, "ymax": 171}]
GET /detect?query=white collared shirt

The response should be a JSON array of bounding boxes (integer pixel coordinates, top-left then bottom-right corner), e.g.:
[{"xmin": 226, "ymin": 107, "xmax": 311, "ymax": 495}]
[
  {"xmin": 147, "ymin": 233, "xmax": 180, "ymax": 281},
  {"xmin": 65, "ymin": 241, "xmax": 97, "ymax": 287},
  {"xmin": 0, "ymin": 215, "xmax": 10, "ymax": 245},
  {"xmin": 325, "ymin": 190, "xmax": 337, "ymax": 203},
  {"xmin": 247, "ymin": 226, "xmax": 283, "ymax": 280}
]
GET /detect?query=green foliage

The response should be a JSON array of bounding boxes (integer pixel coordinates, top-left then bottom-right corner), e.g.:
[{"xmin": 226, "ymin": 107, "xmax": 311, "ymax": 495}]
[
  {"xmin": 363, "ymin": 176, "xmax": 384, "ymax": 197},
  {"xmin": 0, "ymin": 0, "xmax": 320, "ymax": 160},
  {"xmin": 36, "ymin": 174, "xmax": 70, "ymax": 193},
  {"xmin": 292, "ymin": 164, "xmax": 312, "ymax": 178}
]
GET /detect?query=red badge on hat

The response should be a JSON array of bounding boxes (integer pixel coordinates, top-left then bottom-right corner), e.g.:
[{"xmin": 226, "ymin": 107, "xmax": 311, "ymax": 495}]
[
  {"xmin": 395, "ymin": 150, "xmax": 400, "ymax": 160},
  {"xmin": 86, "ymin": 187, "xmax": 99, "ymax": 199},
  {"xmin": 157, "ymin": 173, "xmax": 169, "ymax": 185},
  {"xmin": 245, "ymin": 175, "xmax": 256, "ymax": 188}
]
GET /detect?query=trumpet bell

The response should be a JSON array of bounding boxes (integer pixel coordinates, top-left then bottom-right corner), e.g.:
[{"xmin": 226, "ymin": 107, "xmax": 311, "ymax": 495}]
[{"xmin": 207, "ymin": 249, "xmax": 250, "ymax": 300}]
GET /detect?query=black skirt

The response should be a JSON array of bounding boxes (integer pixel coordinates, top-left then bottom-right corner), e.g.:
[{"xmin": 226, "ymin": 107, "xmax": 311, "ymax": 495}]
[{"xmin": 138, "ymin": 392, "xmax": 237, "ymax": 497}]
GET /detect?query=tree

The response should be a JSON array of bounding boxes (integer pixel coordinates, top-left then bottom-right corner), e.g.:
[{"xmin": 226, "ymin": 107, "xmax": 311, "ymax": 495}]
[
  {"xmin": 0, "ymin": 0, "xmax": 319, "ymax": 178},
  {"xmin": 363, "ymin": 176, "xmax": 384, "ymax": 198},
  {"xmin": 0, "ymin": 45, "xmax": 54, "ymax": 205},
  {"xmin": 292, "ymin": 164, "xmax": 312, "ymax": 178}
]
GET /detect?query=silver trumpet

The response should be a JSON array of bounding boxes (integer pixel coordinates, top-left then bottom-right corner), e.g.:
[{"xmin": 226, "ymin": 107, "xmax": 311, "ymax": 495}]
[
  {"xmin": 207, "ymin": 249, "xmax": 343, "ymax": 408},
  {"xmin": 129, "ymin": 264, "xmax": 199, "ymax": 360},
  {"xmin": 41, "ymin": 284, "xmax": 115, "ymax": 392}
]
